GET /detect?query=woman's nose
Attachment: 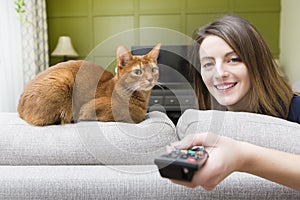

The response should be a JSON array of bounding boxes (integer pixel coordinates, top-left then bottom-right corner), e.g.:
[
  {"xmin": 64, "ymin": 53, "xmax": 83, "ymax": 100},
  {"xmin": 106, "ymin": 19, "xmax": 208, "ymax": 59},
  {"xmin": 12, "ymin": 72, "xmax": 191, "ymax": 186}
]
[{"xmin": 215, "ymin": 62, "xmax": 229, "ymax": 78}]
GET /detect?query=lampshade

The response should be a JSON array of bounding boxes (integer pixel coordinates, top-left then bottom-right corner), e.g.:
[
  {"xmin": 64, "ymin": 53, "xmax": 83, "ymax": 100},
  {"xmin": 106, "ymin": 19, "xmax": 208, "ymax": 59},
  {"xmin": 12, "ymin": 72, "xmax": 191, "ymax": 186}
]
[{"xmin": 51, "ymin": 36, "xmax": 79, "ymax": 57}]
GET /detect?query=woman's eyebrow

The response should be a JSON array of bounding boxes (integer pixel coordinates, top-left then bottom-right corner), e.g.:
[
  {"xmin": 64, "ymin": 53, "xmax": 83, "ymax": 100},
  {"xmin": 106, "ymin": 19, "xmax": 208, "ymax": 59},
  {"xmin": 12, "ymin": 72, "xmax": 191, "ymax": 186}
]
[
  {"xmin": 200, "ymin": 56, "xmax": 214, "ymax": 62},
  {"xmin": 224, "ymin": 51, "xmax": 236, "ymax": 57},
  {"xmin": 200, "ymin": 51, "xmax": 236, "ymax": 62},
  {"xmin": 201, "ymin": 51, "xmax": 236, "ymax": 59}
]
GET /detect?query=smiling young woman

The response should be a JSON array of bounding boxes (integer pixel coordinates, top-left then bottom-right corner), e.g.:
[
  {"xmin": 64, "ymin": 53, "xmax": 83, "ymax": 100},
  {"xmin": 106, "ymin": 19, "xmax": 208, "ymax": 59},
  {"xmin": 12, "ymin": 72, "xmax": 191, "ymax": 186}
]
[
  {"xmin": 190, "ymin": 15, "xmax": 299, "ymax": 122},
  {"xmin": 169, "ymin": 15, "xmax": 300, "ymax": 192}
]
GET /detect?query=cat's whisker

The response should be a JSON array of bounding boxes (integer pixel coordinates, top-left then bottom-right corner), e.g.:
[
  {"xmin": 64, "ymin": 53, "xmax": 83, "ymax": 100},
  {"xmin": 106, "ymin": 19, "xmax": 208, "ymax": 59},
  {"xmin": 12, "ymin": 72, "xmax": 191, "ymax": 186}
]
[
  {"xmin": 122, "ymin": 82, "xmax": 157, "ymax": 93},
  {"xmin": 140, "ymin": 82, "xmax": 156, "ymax": 89},
  {"xmin": 155, "ymin": 82, "xmax": 165, "ymax": 90},
  {"xmin": 122, "ymin": 84, "xmax": 140, "ymax": 94},
  {"xmin": 125, "ymin": 87, "xmax": 135, "ymax": 94}
]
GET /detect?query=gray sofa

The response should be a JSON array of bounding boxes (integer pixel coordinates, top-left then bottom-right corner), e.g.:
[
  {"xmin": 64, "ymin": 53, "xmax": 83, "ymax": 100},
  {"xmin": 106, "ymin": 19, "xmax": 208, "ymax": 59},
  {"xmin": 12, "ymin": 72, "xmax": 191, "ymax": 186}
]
[{"xmin": 0, "ymin": 110, "xmax": 299, "ymax": 199}]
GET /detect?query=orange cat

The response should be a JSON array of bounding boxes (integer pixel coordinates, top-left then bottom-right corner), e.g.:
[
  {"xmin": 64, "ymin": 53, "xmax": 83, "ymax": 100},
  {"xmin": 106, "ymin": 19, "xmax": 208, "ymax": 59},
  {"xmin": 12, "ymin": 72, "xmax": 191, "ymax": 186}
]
[{"xmin": 18, "ymin": 44, "xmax": 161, "ymax": 126}]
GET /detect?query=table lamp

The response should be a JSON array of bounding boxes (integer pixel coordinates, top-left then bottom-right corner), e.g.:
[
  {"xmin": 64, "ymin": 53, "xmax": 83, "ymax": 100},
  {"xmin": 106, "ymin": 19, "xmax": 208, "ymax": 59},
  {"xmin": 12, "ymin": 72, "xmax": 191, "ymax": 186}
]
[{"xmin": 51, "ymin": 36, "xmax": 79, "ymax": 61}]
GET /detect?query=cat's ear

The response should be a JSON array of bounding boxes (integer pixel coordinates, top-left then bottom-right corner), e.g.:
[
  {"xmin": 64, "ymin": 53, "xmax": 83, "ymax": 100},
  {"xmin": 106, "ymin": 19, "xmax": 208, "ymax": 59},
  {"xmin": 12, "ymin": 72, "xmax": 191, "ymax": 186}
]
[
  {"xmin": 146, "ymin": 43, "xmax": 161, "ymax": 61},
  {"xmin": 116, "ymin": 45, "xmax": 132, "ymax": 68}
]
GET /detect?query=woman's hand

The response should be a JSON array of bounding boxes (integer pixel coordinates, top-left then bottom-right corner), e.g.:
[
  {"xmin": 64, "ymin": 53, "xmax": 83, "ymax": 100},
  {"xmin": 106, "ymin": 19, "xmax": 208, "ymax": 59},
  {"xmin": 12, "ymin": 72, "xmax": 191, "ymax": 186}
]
[
  {"xmin": 169, "ymin": 133, "xmax": 247, "ymax": 190},
  {"xmin": 169, "ymin": 133, "xmax": 300, "ymax": 191}
]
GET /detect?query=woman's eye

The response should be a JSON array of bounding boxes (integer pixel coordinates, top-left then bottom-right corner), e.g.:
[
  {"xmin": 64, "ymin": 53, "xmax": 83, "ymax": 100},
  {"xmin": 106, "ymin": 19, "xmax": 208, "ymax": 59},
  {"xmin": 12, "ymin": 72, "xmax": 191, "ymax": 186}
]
[
  {"xmin": 133, "ymin": 69, "xmax": 143, "ymax": 75},
  {"xmin": 202, "ymin": 62, "xmax": 214, "ymax": 68},
  {"xmin": 229, "ymin": 57, "xmax": 242, "ymax": 63}
]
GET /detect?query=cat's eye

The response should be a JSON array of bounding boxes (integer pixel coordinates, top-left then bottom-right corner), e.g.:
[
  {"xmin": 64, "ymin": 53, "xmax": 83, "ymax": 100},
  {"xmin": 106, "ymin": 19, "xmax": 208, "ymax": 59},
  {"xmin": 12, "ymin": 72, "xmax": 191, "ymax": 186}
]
[
  {"xmin": 132, "ymin": 69, "xmax": 143, "ymax": 75},
  {"xmin": 151, "ymin": 68, "xmax": 158, "ymax": 74}
]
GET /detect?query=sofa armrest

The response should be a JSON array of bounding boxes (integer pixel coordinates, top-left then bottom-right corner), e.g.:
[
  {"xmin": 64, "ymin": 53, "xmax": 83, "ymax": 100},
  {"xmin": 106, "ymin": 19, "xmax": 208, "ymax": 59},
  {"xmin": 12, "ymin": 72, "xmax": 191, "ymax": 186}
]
[
  {"xmin": 0, "ymin": 111, "xmax": 177, "ymax": 165},
  {"xmin": 177, "ymin": 109, "xmax": 300, "ymax": 154}
]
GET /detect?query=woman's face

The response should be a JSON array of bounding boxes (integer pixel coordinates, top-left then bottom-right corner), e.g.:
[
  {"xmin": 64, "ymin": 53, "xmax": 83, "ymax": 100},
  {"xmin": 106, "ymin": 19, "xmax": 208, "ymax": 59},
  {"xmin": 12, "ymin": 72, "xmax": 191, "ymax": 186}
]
[{"xmin": 199, "ymin": 35, "xmax": 251, "ymax": 111}]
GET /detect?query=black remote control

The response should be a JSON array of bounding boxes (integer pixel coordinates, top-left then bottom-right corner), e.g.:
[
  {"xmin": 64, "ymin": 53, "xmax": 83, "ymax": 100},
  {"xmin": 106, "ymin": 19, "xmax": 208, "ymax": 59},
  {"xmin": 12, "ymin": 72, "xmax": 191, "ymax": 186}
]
[{"xmin": 154, "ymin": 146, "xmax": 209, "ymax": 182}]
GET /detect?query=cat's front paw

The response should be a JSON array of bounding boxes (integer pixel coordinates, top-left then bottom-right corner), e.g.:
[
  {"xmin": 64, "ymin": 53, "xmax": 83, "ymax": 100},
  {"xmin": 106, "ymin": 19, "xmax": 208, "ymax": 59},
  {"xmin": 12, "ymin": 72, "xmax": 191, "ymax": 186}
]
[{"xmin": 77, "ymin": 112, "xmax": 97, "ymax": 122}]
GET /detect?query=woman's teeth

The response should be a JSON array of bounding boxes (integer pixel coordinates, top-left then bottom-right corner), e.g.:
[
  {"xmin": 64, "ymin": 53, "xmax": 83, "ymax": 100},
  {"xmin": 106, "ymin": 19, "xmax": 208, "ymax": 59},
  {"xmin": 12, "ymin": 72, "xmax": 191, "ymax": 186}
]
[{"xmin": 216, "ymin": 83, "xmax": 236, "ymax": 90}]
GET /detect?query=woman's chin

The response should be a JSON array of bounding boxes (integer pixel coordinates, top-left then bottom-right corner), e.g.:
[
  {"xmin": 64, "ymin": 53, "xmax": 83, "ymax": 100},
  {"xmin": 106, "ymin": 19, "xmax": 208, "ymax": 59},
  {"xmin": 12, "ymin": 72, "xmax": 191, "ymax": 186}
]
[{"xmin": 215, "ymin": 98, "xmax": 236, "ymax": 107}]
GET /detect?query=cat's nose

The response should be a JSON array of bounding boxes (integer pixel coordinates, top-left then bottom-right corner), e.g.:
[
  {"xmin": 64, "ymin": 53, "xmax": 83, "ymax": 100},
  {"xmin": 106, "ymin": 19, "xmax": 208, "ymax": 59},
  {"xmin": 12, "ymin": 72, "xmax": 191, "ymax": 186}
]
[{"xmin": 147, "ymin": 78, "xmax": 153, "ymax": 83}]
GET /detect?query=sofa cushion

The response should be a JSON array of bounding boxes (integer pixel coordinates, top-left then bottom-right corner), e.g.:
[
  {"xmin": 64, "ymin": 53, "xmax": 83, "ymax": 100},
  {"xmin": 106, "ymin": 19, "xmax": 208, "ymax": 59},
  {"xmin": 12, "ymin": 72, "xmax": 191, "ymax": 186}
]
[
  {"xmin": 0, "ymin": 165, "xmax": 299, "ymax": 199},
  {"xmin": 177, "ymin": 109, "xmax": 300, "ymax": 154},
  {"xmin": 0, "ymin": 111, "xmax": 177, "ymax": 165}
]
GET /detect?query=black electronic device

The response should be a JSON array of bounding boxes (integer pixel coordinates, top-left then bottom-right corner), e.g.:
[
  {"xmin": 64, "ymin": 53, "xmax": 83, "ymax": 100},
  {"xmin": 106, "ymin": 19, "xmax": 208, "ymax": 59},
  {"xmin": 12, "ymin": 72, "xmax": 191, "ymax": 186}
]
[{"xmin": 154, "ymin": 146, "xmax": 208, "ymax": 182}]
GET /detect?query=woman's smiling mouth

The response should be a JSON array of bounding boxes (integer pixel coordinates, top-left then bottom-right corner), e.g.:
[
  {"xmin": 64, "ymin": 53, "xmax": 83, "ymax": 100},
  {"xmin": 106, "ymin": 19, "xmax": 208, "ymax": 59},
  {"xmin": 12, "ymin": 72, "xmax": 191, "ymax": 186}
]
[{"xmin": 214, "ymin": 82, "xmax": 237, "ymax": 90}]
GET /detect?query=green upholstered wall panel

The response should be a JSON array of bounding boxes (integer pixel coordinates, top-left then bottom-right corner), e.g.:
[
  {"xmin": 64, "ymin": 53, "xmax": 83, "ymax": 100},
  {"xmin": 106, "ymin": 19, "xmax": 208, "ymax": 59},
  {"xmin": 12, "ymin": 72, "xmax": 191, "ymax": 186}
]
[
  {"xmin": 92, "ymin": 0, "xmax": 135, "ymax": 15},
  {"xmin": 47, "ymin": 0, "xmax": 280, "ymax": 66},
  {"xmin": 232, "ymin": 0, "xmax": 280, "ymax": 12},
  {"xmin": 139, "ymin": 0, "xmax": 182, "ymax": 13},
  {"xmin": 139, "ymin": 15, "xmax": 182, "ymax": 31},
  {"xmin": 186, "ymin": 0, "xmax": 229, "ymax": 13},
  {"xmin": 93, "ymin": 16, "xmax": 135, "ymax": 47},
  {"xmin": 47, "ymin": 0, "xmax": 88, "ymax": 17}
]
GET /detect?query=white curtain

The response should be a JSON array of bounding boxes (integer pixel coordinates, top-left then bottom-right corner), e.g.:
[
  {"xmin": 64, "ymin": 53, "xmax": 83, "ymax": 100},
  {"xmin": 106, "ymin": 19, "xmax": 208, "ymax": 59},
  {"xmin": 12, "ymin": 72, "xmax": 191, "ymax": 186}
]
[
  {"xmin": 0, "ymin": 0, "xmax": 49, "ymax": 112},
  {"xmin": 0, "ymin": 1, "xmax": 24, "ymax": 112},
  {"xmin": 21, "ymin": 0, "xmax": 49, "ymax": 83}
]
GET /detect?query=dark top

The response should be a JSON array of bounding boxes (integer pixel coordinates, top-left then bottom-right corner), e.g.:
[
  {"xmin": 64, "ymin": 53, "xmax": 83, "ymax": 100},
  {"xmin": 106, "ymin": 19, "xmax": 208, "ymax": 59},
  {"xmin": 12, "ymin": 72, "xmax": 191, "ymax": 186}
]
[{"xmin": 287, "ymin": 95, "xmax": 300, "ymax": 124}]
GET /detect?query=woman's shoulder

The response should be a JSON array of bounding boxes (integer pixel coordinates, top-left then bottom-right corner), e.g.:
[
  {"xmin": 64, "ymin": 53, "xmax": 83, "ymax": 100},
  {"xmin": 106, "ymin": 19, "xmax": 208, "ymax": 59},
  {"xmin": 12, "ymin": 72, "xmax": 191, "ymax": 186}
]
[
  {"xmin": 287, "ymin": 95, "xmax": 300, "ymax": 124},
  {"xmin": 291, "ymin": 95, "xmax": 300, "ymax": 104}
]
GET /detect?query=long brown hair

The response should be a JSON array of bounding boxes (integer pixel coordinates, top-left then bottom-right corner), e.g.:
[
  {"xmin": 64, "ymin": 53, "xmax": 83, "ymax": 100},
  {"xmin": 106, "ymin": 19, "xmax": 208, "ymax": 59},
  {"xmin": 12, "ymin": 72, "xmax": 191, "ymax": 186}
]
[{"xmin": 190, "ymin": 15, "xmax": 294, "ymax": 119}]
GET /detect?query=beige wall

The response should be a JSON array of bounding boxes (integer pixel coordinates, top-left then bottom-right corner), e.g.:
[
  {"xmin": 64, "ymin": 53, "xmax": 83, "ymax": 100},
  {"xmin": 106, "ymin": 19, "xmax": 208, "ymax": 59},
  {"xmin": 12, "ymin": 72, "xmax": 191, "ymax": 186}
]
[{"xmin": 280, "ymin": 0, "xmax": 300, "ymax": 91}]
